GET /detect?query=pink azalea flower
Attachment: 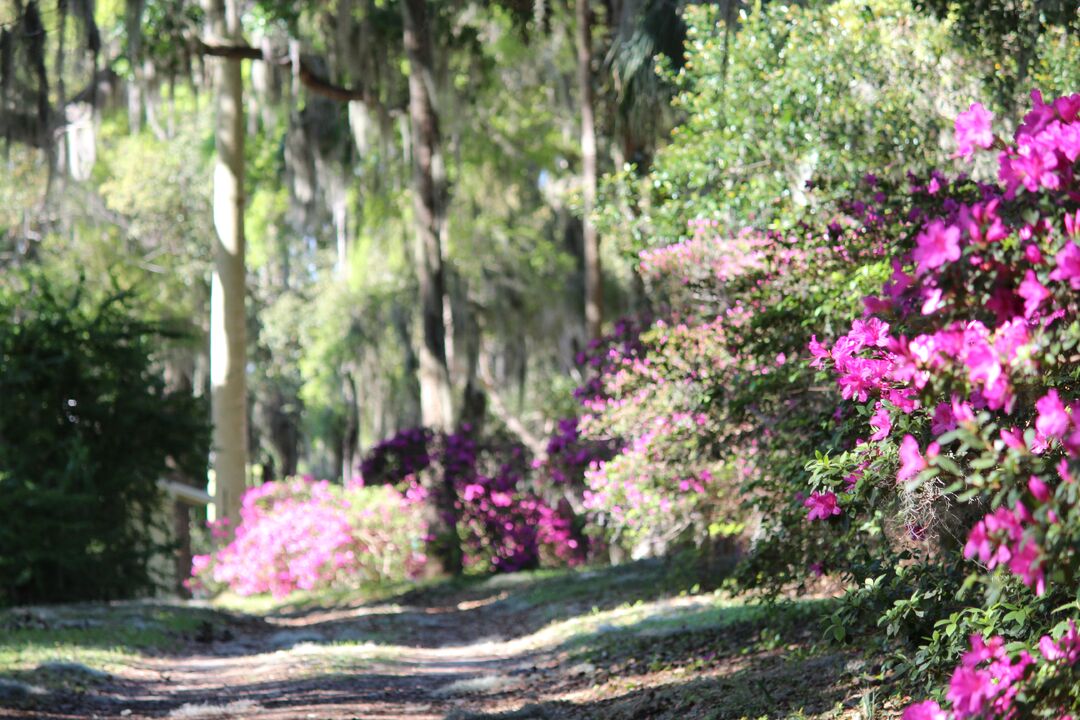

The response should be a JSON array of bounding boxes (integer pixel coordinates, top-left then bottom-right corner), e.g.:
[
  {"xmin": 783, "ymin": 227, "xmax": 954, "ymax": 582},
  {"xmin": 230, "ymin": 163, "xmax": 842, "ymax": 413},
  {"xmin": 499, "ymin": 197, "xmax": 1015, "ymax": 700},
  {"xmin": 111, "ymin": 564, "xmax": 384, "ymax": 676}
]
[
  {"xmin": 1036, "ymin": 389, "xmax": 1070, "ymax": 438},
  {"xmin": 898, "ymin": 435, "xmax": 930, "ymax": 482},
  {"xmin": 1054, "ymin": 93, "xmax": 1080, "ymax": 122},
  {"xmin": 902, "ymin": 700, "xmax": 948, "ymax": 720},
  {"xmin": 921, "ymin": 287, "xmax": 946, "ymax": 315},
  {"xmin": 913, "ymin": 220, "xmax": 962, "ymax": 275},
  {"xmin": 964, "ymin": 340, "xmax": 1001, "ymax": 389},
  {"xmin": 954, "ymin": 102, "xmax": 995, "ymax": 159},
  {"xmin": 1000, "ymin": 140, "xmax": 1060, "ymax": 194},
  {"xmin": 1040, "ymin": 634, "xmax": 1064, "ymax": 661},
  {"xmin": 850, "ymin": 317, "xmax": 891, "ymax": 347},
  {"xmin": 931, "ymin": 402, "xmax": 957, "ymax": 435},
  {"xmin": 1049, "ymin": 241, "xmax": 1080, "ymax": 289},
  {"xmin": 952, "ymin": 397, "xmax": 976, "ymax": 425},
  {"xmin": 945, "ymin": 634, "xmax": 1036, "ymax": 719},
  {"xmin": 191, "ymin": 554, "xmax": 212, "ymax": 575},
  {"xmin": 1018, "ymin": 269, "xmax": 1050, "ymax": 318},
  {"xmin": 1067, "ymin": 209, "xmax": 1080, "ymax": 238},
  {"xmin": 965, "ymin": 504, "xmax": 1046, "ymax": 594},
  {"xmin": 947, "ymin": 665, "xmax": 996, "ymax": 718},
  {"xmin": 1008, "ymin": 538, "xmax": 1046, "ymax": 595},
  {"xmin": 808, "ymin": 335, "xmax": 830, "ymax": 369},
  {"xmin": 1028, "ymin": 475, "xmax": 1051, "ymax": 503},
  {"xmin": 959, "ymin": 199, "xmax": 1008, "ymax": 245},
  {"xmin": 993, "ymin": 317, "xmax": 1029, "ymax": 363},
  {"xmin": 965, "ymin": 507, "xmax": 1020, "ymax": 567},
  {"xmin": 885, "ymin": 258, "xmax": 915, "ymax": 300},
  {"xmin": 1019, "ymin": 89, "xmax": 1056, "ymax": 137},
  {"xmin": 804, "ymin": 491, "xmax": 842, "ymax": 521},
  {"xmin": 1039, "ymin": 620, "xmax": 1080, "ymax": 664},
  {"xmin": 964, "ymin": 520, "xmax": 994, "ymax": 565},
  {"xmin": 964, "ymin": 634, "xmax": 1007, "ymax": 668},
  {"xmin": 869, "ymin": 405, "xmax": 892, "ymax": 441},
  {"xmin": 490, "ymin": 491, "xmax": 514, "ymax": 508},
  {"xmin": 462, "ymin": 483, "xmax": 486, "ymax": 502},
  {"xmin": 863, "ymin": 295, "xmax": 891, "ymax": 314}
]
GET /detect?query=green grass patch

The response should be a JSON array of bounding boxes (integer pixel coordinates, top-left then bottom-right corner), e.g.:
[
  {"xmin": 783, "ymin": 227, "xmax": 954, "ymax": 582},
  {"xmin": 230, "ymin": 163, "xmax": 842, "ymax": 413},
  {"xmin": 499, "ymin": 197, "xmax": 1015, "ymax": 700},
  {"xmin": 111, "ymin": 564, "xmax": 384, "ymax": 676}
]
[{"xmin": 0, "ymin": 602, "xmax": 229, "ymax": 687}]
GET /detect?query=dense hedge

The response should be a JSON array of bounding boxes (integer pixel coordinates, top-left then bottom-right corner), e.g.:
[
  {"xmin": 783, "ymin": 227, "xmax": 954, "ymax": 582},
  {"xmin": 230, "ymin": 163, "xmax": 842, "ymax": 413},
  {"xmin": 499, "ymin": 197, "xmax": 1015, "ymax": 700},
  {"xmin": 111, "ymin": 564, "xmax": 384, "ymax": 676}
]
[{"xmin": 0, "ymin": 278, "xmax": 208, "ymax": 605}]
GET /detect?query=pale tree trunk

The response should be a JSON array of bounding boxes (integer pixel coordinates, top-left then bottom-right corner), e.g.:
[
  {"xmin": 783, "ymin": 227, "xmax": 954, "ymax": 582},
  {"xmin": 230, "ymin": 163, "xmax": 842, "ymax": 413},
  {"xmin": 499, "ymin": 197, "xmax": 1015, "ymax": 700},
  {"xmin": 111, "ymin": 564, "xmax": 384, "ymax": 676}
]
[
  {"xmin": 402, "ymin": 0, "xmax": 461, "ymax": 576},
  {"xmin": 576, "ymin": 0, "xmax": 602, "ymax": 340},
  {"xmin": 208, "ymin": 0, "xmax": 248, "ymax": 529},
  {"xmin": 126, "ymin": 0, "xmax": 146, "ymax": 133}
]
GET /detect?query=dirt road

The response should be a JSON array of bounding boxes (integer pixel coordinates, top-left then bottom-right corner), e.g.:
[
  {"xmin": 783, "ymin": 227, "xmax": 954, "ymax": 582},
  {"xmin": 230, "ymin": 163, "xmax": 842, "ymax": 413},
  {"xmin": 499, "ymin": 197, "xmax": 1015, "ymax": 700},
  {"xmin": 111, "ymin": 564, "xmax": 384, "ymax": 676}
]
[{"xmin": 1, "ymin": 562, "xmax": 863, "ymax": 720}]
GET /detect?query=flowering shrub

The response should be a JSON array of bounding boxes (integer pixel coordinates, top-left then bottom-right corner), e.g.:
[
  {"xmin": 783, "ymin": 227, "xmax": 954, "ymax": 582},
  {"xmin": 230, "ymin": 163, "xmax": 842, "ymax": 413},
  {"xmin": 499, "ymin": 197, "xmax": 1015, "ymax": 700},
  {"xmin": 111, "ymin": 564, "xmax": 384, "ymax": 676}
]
[
  {"xmin": 902, "ymin": 626, "xmax": 1080, "ymax": 720},
  {"xmin": 588, "ymin": 67, "xmax": 1080, "ymax": 713},
  {"xmin": 359, "ymin": 426, "xmax": 587, "ymax": 572},
  {"xmin": 534, "ymin": 416, "xmax": 615, "ymax": 488},
  {"xmin": 574, "ymin": 215, "xmax": 882, "ymax": 563},
  {"xmin": 360, "ymin": 427, "xmax": 432, "ymax": 485},
  {"xmin": 190, "ymin": 478, "xmax": 426, "ymax": 598},
  {"xmin": 798, "ymin": 91, "xmax": 1080, "ymax": 715}
]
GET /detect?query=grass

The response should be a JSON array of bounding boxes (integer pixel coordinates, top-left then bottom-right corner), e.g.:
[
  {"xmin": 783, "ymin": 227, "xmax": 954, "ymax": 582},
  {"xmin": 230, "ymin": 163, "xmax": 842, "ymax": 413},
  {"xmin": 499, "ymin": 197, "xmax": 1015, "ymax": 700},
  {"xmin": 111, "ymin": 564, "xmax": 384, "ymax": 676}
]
[{"xmin": 0, "ymin": 602, "xmax": 232, "ymax": 691}]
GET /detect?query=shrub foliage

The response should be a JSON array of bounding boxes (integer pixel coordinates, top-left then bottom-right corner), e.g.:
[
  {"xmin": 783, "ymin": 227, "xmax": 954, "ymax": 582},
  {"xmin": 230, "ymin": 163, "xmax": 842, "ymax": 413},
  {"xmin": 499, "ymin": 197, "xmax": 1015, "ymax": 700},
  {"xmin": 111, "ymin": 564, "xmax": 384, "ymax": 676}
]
[{"xmin": 0, "ymin": 278, "xmax": 208, "ymax": 605}]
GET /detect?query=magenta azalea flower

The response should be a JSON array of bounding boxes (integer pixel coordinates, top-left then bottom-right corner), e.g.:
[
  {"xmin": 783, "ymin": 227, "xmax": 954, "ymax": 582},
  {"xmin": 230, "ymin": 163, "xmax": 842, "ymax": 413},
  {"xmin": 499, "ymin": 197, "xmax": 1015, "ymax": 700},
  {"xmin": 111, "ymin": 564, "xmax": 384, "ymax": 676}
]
[
  {"xmin": 898, "ymin": 434, "xmax": 929, "ymax": 482},
  {"xmin": 955, "ymin": 102, "xmax": 995, "ymax": 159},
  {"xmin": 947, "ymin": 665, "xmax": 996, "ymax": 718},
  {"xmin": 1049, "ymin": 241, "xmax": 1080, "ymax": 289},
  {"xmin": 1028, "ymin": 475, "xmax": 1051, "ymax": 503},
  {"xmin": 913, "ymin": 220, "xmax": 962, "ymax": 275},
  {"xmin": 1039, "ymin": 620, "xmax": 1080, "ymax": 664},
  {"xmin": 1035, "ymin": 389, "xmax": 1070, "ymax": 438},
  {"xmin": 931, "ymin": 402, "xmax": 957, "ymax": 435},
  {"xmin": 869, "ymin": 405, "xmax": 892, "ymax": 441},
  {"xmin": 1018, "ymin": 270, "xmax": 1050, "ymax": 318},
  {"xmin": 804, "ymin": 491, "xmax": 841, "ymax": 521},
  {"xmin": 1008, "ymin": 539, "xmax": 1046, "ymax": 595},
  {"xmin": 902, "ymin": 700, "xmax": 948, "ymax": 720},
  {"xmin": 850, "ymin": 317, "xmax": 891, "ymax": 347}
]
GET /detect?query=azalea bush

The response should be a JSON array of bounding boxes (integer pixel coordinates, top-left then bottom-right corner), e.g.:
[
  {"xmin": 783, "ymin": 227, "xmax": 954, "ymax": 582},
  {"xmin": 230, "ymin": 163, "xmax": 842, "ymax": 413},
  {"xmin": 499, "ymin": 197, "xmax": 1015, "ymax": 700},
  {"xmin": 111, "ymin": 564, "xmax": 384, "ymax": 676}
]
[
  {"xmin": 584, "ymin": 56, "xmax": 1080, "ymax": 711},
  {"xmin": 361, "ymin": 426, "xmax": 587, "ymax": 572},
  {"xmin": 799, "ymin": 92, "xmax": 1080, "ymax": 717},
  {"xmin": 190, "ymin": 478, "xmax": 427, "ymax": 598},
  {"xmin": 573, "ymin": 212, "xmax": 887, "ymax": 564}
]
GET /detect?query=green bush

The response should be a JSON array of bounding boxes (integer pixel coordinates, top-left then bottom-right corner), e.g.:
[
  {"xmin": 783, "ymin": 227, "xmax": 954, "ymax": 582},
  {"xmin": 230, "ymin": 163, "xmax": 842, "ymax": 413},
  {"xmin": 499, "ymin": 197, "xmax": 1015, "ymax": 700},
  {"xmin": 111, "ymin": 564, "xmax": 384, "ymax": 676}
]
[{"xmin": 0, "ymin": 276, "xmax": 208, "ymax": 605}]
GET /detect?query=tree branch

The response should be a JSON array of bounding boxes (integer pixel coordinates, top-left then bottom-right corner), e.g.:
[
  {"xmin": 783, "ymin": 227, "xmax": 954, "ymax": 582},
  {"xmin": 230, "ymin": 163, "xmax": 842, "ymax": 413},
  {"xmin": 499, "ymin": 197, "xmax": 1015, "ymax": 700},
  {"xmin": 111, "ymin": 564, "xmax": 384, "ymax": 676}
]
[
  {"xmin": 198, "ymin": 40, "xmax": 388, "ymax": 107},
  {"xmin": 477, "ymin": 358, "xmax": 548, "ymax": 457}
]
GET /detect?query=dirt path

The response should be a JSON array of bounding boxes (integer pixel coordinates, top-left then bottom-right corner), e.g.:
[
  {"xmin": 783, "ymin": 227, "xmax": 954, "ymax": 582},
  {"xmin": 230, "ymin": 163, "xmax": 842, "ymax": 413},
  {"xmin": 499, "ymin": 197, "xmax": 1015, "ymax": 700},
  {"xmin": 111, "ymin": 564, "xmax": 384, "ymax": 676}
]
[{"xmin": 1, "ymin": 563, "xmax": 866, "ymax": 720}]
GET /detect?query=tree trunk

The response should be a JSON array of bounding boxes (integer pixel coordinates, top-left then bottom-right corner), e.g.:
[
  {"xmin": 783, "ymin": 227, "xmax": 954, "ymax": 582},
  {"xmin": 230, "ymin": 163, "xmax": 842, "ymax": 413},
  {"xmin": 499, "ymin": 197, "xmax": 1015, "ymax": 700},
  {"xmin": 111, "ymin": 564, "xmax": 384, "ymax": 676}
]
[
  {"xmin": 576, "ymin": 0, "xmax": 602, "ymax": 341},
  {"xmin": 402, "ymin": 0, "xmax": 454, "ymax": 433},
  {"xmin": 208, "ymin": 0, "xmax": 248, "ymax": 529},
  {"xmin": 125, "ymin": 0, "xmax": 146, "ymax": 133},
  {"xmin": 342, "ymin": 370, "xmax": 360, "ymax": 483},
  {"xmin": 402, "ymin": 0, "xmax": 461, "ymax": 576}
]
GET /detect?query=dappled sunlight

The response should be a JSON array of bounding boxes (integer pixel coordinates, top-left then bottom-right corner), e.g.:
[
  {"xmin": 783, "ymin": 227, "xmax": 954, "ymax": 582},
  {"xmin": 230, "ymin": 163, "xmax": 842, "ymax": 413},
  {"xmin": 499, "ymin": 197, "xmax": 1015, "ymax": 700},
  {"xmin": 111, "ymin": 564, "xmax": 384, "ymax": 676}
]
[
  {"xmin": 0, "ymin": 561, "xmax": 855, "ymax": 719},
  {"xmin": 4, "ymin": 0, "xmax": 1080, "ymax": 716}
]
